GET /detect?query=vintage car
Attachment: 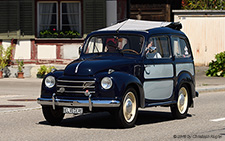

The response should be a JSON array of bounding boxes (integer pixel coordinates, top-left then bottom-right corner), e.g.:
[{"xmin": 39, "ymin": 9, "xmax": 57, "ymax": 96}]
[{"xmin": 37, "ymin": 19, "xmax": 198, "ymax": 128}]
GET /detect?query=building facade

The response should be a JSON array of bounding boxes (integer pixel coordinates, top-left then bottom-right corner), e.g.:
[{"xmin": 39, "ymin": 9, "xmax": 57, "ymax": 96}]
[{"xmin": 0, "ymin": 0, "xmax": 128, "ymax": 65}]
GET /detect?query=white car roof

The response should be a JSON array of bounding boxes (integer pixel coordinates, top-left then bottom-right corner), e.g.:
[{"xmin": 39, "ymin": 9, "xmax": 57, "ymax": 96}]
[{"xmin": 98, "ymin": 19, "xmax": 171, "ymax": 31}]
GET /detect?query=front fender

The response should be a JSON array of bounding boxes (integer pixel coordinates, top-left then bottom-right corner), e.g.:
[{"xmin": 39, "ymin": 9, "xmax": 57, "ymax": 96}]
[
  {"xmin": 41, "ymin": 70, "xmax": 64, "ymax": 98},
  {"xmin": 95, "ymin": 71, "xmax": 145, "ymax": 108}
]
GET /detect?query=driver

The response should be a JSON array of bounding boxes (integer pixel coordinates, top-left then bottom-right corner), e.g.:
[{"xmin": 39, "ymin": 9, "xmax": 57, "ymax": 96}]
[{"xmin": 106, "ymin": 39, "xmax": 118, "ymax": 53}]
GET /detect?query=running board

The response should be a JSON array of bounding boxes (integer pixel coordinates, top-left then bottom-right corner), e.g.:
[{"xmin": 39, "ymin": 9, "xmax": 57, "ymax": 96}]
[{"xmin": 145, "ymin": 101, "xmax": 176, "ymax": 107}]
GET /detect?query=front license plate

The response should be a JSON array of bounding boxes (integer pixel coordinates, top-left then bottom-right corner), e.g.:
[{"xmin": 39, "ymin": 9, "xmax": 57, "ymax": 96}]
[{"xmin": 63, "ymin": 107, "xmax": 83, "ymax": 114}]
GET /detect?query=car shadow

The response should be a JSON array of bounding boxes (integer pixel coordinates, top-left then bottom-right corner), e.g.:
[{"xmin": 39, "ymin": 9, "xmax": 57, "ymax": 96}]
[{"xmin": 38, "ymin": 110, "xmax": 192, "ymax": 129}]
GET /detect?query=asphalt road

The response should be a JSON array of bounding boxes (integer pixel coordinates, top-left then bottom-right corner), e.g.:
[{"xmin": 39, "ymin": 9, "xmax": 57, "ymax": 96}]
[{"xmin": 0, "ymin": 79, "xmax": 224, "ymax": 141}]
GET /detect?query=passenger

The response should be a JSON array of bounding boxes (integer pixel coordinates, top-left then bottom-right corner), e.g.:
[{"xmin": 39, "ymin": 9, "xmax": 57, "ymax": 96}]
[{"xmin": 145, "ymin": 41, "xmax": 162, "ymax": 59}]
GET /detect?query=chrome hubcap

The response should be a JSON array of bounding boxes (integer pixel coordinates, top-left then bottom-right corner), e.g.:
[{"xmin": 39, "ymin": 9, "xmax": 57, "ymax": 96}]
[
  {"xmin": 179, "ymin": 94, "xmax": 185, "ymax": 106},
  {"xmin": 177, "ymin": 87, "xmax": 188, "ymax": 114},
  {"xmin": 126, "ymin": 99, "xmax": 133, "ymax": 113},
  {"xmin": 123, "ymin": 92, "xmax": 137, "ymax": 123}
]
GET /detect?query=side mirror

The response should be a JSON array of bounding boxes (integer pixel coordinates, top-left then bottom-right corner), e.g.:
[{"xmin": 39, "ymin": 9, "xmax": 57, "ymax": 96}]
[{"xmin": 79, "ymin": 46, "xmax": 82, "ymax": 55}]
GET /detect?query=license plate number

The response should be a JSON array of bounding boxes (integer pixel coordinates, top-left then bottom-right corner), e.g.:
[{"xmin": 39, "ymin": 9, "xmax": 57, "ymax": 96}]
[{"xmin": 63, "ymin": 107, "xmax": 83, "ymax": 114}]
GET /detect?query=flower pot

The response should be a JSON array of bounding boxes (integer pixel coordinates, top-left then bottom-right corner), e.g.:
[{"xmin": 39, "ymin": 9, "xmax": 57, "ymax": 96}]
[
  {"xmin": 0, "ymin": 71, "xmax": 3, "ymax": 79},
  {"xmin": 17, "ymin": 72, "xmax": 24, "ymax": 79},
  {"xmin": 36, "ymin": 74, "xmax": 45, "ymax": 78}
]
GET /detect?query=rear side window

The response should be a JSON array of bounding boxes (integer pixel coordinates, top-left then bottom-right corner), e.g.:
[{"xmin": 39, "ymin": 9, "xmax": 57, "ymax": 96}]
[{"xmin": 171, "ymin": 36, "xmax": 191, "ymax": 58}]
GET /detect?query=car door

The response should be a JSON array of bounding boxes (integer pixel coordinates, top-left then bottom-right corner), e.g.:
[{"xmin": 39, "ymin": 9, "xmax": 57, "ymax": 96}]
[
  {"xmin": 171, "ymin": 35, "xmax": 194, "ymax": 81},
  {"xmin": 143, "ymin": 35, "xmax": 174, "ymax": 101}
]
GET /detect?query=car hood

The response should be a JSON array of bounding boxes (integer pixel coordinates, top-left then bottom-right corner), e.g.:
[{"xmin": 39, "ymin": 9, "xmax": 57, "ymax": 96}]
[{"xmin": 64, "ymin": 55, "xmax": 140, "ymax": 76}]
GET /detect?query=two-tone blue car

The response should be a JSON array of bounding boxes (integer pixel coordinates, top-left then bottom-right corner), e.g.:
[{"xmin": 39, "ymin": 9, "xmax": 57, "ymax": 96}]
[{"xmin": 37, "ymin": 19, "xmax": 198, "ymax": 128}]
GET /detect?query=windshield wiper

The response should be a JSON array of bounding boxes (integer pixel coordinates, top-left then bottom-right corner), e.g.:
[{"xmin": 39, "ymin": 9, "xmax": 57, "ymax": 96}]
[{"xmin": 94, "ymin": 45, "xmax": 100, "ymax": 55}]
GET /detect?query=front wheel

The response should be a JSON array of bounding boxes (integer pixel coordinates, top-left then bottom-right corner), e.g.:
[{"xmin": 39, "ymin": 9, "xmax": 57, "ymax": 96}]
[
  {"xmin": 115, "ymin": 87, "xmax": 138, "ymax": 128},
  {"xmin": 170, "ymin": 85, "xmax": 189, "ymax": 119},
  {"xmin": 42, "ymin": 106, "xmax": 65, "ymax": 125}
]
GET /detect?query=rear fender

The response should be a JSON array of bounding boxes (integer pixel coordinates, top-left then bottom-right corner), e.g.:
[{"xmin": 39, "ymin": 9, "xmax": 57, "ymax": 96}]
[{"xmin": 176, "ymin": 71, "xmax": 195, "ymax": 106}]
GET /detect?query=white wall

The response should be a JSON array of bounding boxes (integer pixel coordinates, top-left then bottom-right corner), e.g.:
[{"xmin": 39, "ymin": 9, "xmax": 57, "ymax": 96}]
[
  {"xmin": 3, "ymin": 40, "xmax": 82, "ymax": 61},
  {"xmin": 37, "ymin": 45, "xmax": 56, "ymax": 59},
  {"xmin": 14, "ymin": 40, "xmax": 31, "ymax": 59},
  {"xmin": 3, "ymin": 40, "xmax": 31, "ymax": 60},
  {"xmin": 62, "ymin": 44, "xmax": 80, "ymax": 59},
  {"xmin": 106, "ymin": 0, "xmax": 117, "ymax": 26},
  {"xmin": 2, "ymin": 40, "xmax": 11, "ymax": 49}
]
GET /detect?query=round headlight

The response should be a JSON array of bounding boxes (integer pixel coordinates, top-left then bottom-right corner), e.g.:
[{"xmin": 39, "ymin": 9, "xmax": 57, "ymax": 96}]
[
  {"xmin": 45, "ymin": 76, "xmax": 55, "ymax": 88},
  {"xmin": 101, "ymin": 77, "xmax": 112, "ymax": 90}
]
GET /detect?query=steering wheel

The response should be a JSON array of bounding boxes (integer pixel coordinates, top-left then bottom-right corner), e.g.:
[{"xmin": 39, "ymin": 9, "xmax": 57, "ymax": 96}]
[{"xmin": 121, "ymin": 49, "xmax": 139, "ymax": 55}]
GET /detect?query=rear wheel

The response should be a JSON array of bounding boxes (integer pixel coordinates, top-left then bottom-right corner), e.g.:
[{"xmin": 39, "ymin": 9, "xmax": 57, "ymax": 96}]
[
  {"xmin": 171, "ymin": 85, "xmax": 189, "ymax": 119},
  {"xmin": 115, "ymin": 87, "xmax": 138, "ymax": 128},
  {"xmin": 42, "ymin": 106, "xmax": 65, "ymax": 125}
]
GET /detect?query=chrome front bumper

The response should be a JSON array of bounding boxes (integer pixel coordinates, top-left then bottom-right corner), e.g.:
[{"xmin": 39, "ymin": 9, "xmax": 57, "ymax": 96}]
[{"xmin": 37, "ymin": 93, "xmax": 120, "ymax": 111}]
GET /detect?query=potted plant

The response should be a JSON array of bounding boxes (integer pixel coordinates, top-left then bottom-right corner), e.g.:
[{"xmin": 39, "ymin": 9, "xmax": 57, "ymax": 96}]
[
  {"xmin": 47, "ymin": 66, "xmax": 56, "ymax": 74},
  {"xmin": 0, "ymin": 45, "xmax": 13, "ymax": 78},
  {"xmin": 37, "ymin": 65, "xmax": 56, "ymax": 78},
  {"xmin": 37, "ymin": 65, "xmax": 47, "ymax": 78},
  {"xmin": 17, "ymin": 59, "xmax": 24, "ymax": 78}
]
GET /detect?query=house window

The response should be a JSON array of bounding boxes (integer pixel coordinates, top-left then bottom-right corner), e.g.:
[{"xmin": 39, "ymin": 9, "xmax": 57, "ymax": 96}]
[
  {"xmin": 37, "ymin": 1, "xmax": 81, "ymax": 37},
  {"xmin": 38, "ymin": 2, "xmax": 58, "ymax": 32},
  {"xmin": 61, "ymin": 2, "xmax": 81, "ymax": 32}
]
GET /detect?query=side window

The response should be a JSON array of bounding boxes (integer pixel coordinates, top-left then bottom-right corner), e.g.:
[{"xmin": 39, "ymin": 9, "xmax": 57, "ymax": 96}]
[
  {"xmin": 171, "ymin": 36, "xmax": 191, "ymax": 58},
  {"xmin": 146, "ymin": 36, "xmax": 170, "ymax": 59}
]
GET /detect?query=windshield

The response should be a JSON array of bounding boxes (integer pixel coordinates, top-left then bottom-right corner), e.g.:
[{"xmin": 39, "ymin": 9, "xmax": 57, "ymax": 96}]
[{"xmin": 83, "ymin": 35, "xmax": 144, "ymax": 55}]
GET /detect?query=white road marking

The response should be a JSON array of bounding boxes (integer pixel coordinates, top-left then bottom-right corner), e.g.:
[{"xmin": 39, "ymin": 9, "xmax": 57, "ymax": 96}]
[
  {"xmin": 0, "ymin": 95, "xmax": 24, "ymax": 98},
  {"xmin": 210, "ymin": 117, "xmax": 225, "ymax": 122}
]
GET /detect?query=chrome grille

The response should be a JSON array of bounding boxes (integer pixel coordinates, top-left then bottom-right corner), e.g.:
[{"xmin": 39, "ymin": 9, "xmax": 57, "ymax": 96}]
[{"xmin": 56, "ymin": 80, "xmax": 95, "ymax": 97}]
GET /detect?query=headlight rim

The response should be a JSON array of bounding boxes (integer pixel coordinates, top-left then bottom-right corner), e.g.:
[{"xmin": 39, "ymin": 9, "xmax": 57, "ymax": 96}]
[
  {"xmin": 101, "ymin": 77, "xmax": 113, "ymax": 90},
  {"xmin": 45, "ymin": 75, "xmax": 56, "ymax": 88}
]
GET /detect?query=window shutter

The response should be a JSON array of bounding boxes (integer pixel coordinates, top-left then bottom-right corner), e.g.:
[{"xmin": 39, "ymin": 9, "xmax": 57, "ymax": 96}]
[
  {"xmin": 0, "ymin": 0, "xmax": 34, "ymax": 39},
  {"xmin": 0, "ymin": 1, "xmax": 20, "ymax": 39},
  {"xmin": 20, "ymin": 0, "xmax": 35, "ymax": 39},
  {"xmin": 83, "ymin": 0, "xmax": 106, "ymax": 34}
]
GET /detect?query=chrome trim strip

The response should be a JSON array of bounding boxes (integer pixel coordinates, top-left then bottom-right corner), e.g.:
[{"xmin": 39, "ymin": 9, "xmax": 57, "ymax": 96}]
[
  {"xmin": 88, "ymin": 94, "xmax": 92, "ymax": 111},
  {"xmin": 75, "ymin": 61, "xmax": 85, "ymax": 73},
  {"xmin": 56, "ymin": 90, "xmax": 95, "ymax": 94},
  {"xmin": 145, "ymin": 101, "xmax": 176, "ymax": 107},
  {"xmin": 52, "ymin": 93, "xmax": 56, "ymax": 110},
  {"xmin": 57, "ymin": 85, "xmax": 95, "ymax": 89},
  {"xmin": 57, "ymin": 80, "xmax": 95, "ymax": 83},
  {"xmin": 37, "ymin": 98, "xmax": 120, "ymax": 107}
]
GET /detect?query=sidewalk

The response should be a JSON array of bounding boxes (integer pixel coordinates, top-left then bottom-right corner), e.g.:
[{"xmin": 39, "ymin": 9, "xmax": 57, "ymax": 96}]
[{"xmin": 196, "ymin": 66, "xmax": 225, "ymax": 93}]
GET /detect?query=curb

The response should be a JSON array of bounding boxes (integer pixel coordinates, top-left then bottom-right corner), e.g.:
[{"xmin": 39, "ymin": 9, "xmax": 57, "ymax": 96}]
[
  {"xmin": 0, "ymin": 78, "xmax": 42, "ymax": 83},
  {"xmin": 196, "ymin": 85, "xmax": 225, "ymax": 93}
]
